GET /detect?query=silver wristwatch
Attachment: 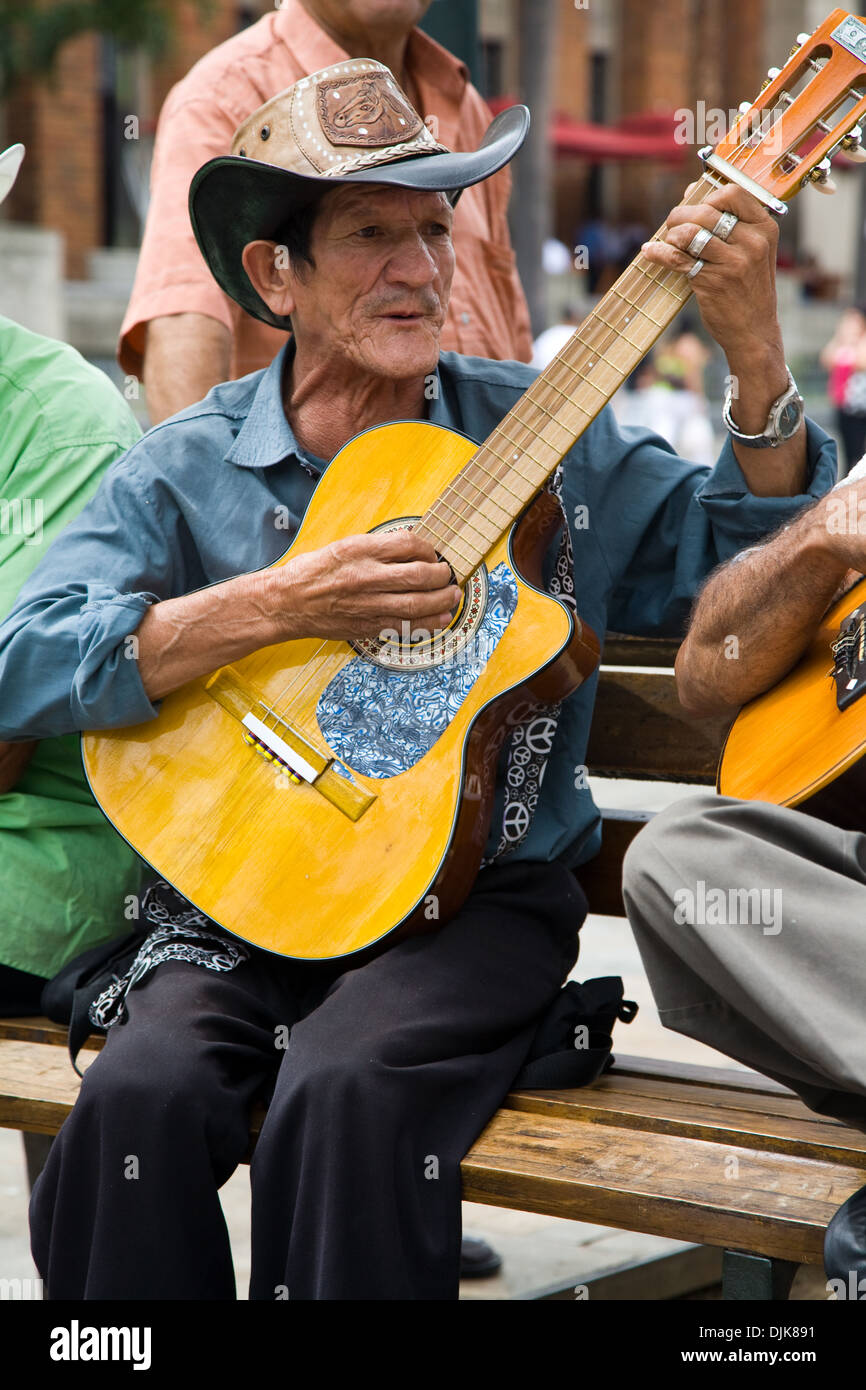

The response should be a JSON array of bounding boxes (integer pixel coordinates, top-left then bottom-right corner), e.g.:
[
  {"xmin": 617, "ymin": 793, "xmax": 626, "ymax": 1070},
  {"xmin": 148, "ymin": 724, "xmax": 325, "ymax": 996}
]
[{"xmin": 722, "ymin": 367, "xmax": 804, "ymax": 449}]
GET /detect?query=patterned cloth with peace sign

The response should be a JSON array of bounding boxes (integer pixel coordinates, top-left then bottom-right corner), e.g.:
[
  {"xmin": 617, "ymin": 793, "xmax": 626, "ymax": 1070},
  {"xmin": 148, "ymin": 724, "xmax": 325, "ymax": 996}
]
[{"xmin": 484, "ymin": 465, "xmax": 576, "ymax": 863}]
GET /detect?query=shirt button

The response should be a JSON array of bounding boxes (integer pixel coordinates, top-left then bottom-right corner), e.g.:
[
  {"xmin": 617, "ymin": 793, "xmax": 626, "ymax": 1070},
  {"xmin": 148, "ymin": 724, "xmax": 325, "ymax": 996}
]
[{"xmin": 460, "ymin": 312, "xmax": 471, "ymax": 324}]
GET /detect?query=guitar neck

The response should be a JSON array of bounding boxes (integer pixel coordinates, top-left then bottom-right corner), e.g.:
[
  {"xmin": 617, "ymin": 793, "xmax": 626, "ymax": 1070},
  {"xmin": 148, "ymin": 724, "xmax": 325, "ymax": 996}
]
[{"xmin": 416, "ymin": 174, "xmax": 720, "ymax": 583}]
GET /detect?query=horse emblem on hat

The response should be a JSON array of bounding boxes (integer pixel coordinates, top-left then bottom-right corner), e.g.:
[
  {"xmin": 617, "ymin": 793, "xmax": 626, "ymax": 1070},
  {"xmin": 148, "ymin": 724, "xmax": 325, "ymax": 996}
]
[{"xmin": 317, "ymin": 73, "xmax": 424, "ymax": 147}]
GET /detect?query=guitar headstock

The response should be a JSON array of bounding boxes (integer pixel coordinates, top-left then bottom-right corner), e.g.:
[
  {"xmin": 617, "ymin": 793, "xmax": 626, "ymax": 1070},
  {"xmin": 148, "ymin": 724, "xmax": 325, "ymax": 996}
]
[{"xmin": 708, "ymin": 8, "xmax": 866, "ymax": 205}]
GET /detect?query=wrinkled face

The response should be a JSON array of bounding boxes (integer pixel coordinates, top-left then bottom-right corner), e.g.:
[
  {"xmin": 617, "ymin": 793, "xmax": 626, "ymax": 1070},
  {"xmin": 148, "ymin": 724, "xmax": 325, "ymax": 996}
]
[{"xmin": 287, "ymin": 183, "xmax": 454, "ymax": 380}]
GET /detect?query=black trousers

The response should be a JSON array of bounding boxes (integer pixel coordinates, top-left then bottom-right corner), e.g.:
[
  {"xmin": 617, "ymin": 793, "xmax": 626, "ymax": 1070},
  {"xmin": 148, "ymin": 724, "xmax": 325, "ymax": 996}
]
[
  {"xmin": 0, "ymin": 961, "xmax": 46, "ymax": 1016},
  {"xmin": 29, "ymin": 860, "xmax": 584, "ymax": 1300},
  {"xmin": 836, "ymin": 406, "xmax": 866, "ymax": 476}
]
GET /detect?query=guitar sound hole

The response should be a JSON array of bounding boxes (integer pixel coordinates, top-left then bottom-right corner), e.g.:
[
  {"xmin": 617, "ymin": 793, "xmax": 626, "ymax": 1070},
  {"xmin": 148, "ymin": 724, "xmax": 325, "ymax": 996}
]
[{"xmin": 349, "ymin": 516, "xmax": 488, "ymax": 671}]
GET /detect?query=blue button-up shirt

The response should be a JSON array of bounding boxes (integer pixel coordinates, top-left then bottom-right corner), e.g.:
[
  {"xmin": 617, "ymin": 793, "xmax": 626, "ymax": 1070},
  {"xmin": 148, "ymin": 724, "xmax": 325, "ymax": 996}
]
[{"xmin": 0, "ymin": 343, "xmax": 837, "ymax": 868}]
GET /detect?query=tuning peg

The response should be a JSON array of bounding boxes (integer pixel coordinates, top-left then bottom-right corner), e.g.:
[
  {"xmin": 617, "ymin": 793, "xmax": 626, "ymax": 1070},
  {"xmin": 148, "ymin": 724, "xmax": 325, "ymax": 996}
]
[
  {"xmin": 797, "ymin": 31, "xmax": 811, "ymax": 45},
  {"xmin": 738, "ymin": 101, "xmax": 752, "ymax": 115},
  {"xmin": 767, "ymin": 67, "xmax": 781, "ymax": 81},
  {"xmin": 843, "ymin": 126, "xmax": 866, "ymax": 162},
  {"xmin": 809, "ymin": 158, "xmax": 837, "ymax": 193}
]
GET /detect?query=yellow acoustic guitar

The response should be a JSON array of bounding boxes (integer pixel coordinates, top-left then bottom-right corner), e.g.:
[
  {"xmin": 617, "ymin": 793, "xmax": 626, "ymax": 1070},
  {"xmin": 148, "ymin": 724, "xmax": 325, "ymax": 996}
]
[
  {"xmin": 718, "ymin": 575, "xmax": 866, "ymax": 828},
  {"xmin": 84, "ymin": 11, "xmax": 866, "ymax": 958}
]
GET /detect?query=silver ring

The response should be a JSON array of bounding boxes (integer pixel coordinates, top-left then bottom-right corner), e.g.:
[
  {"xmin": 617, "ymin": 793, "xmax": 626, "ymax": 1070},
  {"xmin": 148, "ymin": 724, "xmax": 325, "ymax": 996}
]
[
  {"xmin": 686, "ymin": 258, "xmax": 704, "ymax": 280},
  {"xmin": 686, "ymin": 227, "xmax": 714, "ymax": 258},
  {"xmin": 712, "ymin": 211, "xmax": 738, "ymax": 241}
]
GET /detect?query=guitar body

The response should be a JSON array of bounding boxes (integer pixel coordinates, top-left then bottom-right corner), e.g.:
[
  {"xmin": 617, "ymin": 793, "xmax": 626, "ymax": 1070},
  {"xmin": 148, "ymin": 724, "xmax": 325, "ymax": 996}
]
[
  {"xmin": 83, "ymin": 420, "xmax": 599, "ymax": 960},
  {"xmin": 717, "ymin": 576, "xmax": 866, "ymax": 829}
]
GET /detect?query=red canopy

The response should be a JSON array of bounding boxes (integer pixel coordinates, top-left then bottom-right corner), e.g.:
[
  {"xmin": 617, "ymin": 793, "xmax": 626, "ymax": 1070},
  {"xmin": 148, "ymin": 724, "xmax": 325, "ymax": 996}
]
[{"xmin": 488, "ymin": 98, "xmax": 685, "ymax": 163}]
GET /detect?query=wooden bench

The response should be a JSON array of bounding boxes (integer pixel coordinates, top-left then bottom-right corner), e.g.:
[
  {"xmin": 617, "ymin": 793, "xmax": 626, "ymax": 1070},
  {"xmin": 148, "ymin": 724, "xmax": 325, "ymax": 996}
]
[{"xmin": 1, "ymin": 635, "xmax": 863, "ymax": 1300}]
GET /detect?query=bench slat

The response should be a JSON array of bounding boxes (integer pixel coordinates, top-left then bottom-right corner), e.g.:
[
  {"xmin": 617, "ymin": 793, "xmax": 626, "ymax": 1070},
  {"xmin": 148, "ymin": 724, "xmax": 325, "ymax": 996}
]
[
  {"xmin": 0, "ymin": 1040, "xmax": 94, "ymax": 1135},
  {"xmin": 461, "ymin": 1107, "xmax": 864, "ymax": 1264},
  {"xmin": 505, "ymin": 1084, "xmax": 866, "ymax": 1167},
  {"xmin": 0, "ymin": 1017, "xmax": 93, "ymax": 1048},
  {"xmin": 602, "ymin": 635, "xmax": 682, "ymax": 667}
]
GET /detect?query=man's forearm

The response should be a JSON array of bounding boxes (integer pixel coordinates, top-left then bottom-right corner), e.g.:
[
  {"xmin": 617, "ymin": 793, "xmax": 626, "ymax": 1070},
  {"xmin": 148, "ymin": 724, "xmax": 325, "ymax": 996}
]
[
  {"xmin": 144, "ymin": 313, "xmax": 232, "ymax": 424},
  {"xmin": 135, "ymin": 569, "xmax": 284, "ymax": 702},
  {"xmin": 675, "ymin": 499, "xmax": 848, "ymax": 718}
]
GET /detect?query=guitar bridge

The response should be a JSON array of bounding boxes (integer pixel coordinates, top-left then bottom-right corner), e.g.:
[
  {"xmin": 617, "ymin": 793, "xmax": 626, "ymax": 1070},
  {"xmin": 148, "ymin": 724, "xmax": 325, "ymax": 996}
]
[
  {"xmin": 831, "ymin": 605, "xmax": 866, "ymax": 710},
  {"xmin": 203, "ymin": 667, "xmax": 376, "ymax": 821}
]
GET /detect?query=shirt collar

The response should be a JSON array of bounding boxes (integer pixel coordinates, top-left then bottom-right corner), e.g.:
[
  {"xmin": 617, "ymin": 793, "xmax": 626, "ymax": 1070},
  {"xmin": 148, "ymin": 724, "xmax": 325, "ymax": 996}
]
[
  {"xmin": 225, "ymin": 341, "xmax": 310, "ymax": 472},
  {"xmin": 227, "ymin": 344, "xmax": 455, "ymax": 471}
]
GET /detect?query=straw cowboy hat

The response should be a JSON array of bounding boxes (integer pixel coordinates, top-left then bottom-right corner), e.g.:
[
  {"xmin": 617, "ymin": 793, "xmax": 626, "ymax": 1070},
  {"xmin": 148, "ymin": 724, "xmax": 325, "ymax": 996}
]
[
  {"xmin": 0, "ymin": 144, "xmax": 25, "ymax": 207},
  {"xmin": 189, "ymin": 59, "xmax": 528, "ymax": 330}
]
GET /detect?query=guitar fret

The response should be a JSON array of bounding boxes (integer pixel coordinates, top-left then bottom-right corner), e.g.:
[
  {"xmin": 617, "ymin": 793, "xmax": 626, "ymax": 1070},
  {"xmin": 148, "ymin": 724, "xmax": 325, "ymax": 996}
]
[
  {"xmin": 448, "ymin": 542, "xmax": 482, "ymax": 572},
  {"xmin": 571, "ymin": 333, "xmax": 627, "ymax": 375},
  {"xmin": 447, "ymin": 470, "xmax": 512, "ymax": 523},
  {"xmin": 426, "ymin": 496, "xmax": 496, "ymax": 546},
  {"xmin": 499, "ymin": 416, "xmax": 561, "ymax": 454},
  {"xmin": 632, "ymin": 259, "xmax": 690, "ymax": 302},
  {"xmin": 433, "ymin": 532, "xmax": 476, "ymax": 566},
  {"xmin": 499, "ymin": 413, "xmax": 545, "ymax": 442},
  {"xmin": 593, "ymin": 302, "xmax": 652, "ymax": 347},
  {"xmin": 436, "ymin": 494, "xmax": 500, "ymax": 544},
  {"xmin": 536, "ymin": 373, "xmax": 593, "ymax": 416},
  {"xmin": 469, "ymin": 455, "xmax": 526, "ymax": 502},
  {"xmin": 527, "ymin": 397, "xmax": 574, "ymax": 429},
  {"xmin": 553, "ymin": 356, "xmax": 610, "ymax": 398},
  {"xmin": 491, "ymin": 434, "xmax": 552, "ymax": 479},
  {"xmin": 612, "ymin": 287, "xmax": 667, "ymax": 329}
]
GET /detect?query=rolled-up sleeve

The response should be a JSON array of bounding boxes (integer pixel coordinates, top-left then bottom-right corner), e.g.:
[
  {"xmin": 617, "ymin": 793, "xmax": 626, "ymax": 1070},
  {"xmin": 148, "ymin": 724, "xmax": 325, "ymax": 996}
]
[
  {"xmin": 692, "ymin": 427, "xmax": 837, "ymax": 551},
  {"xmin": 572, "ymin": 408, "xmax": 837, "ymax": 637},
  {"xmin": 0, "ymin": 448, "xmax": 188, "ymax": 739}
]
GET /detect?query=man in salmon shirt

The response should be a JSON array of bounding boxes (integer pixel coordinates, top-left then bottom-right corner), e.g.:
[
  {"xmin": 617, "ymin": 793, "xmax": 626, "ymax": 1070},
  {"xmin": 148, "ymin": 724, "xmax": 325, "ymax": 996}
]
[{"xmin": 119, "ymin": 0, "xmax": 532, "ymax": 424}]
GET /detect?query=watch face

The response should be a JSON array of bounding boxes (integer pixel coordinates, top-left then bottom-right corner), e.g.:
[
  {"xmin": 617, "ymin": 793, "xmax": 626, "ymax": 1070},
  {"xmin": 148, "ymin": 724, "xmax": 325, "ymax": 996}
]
[{"xmin": 778, "ymin": 398, "xmax": 803, "ymax": 438}]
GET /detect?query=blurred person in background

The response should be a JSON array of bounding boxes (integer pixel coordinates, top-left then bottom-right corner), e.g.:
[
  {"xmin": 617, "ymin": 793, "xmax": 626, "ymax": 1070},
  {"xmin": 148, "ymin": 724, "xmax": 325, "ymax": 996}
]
[
  {"xmin": 0, "ymin": 145, "xmax": 141, "ymax": 1015},
  {"xmin": 820, "ymin": 304, "xmax": 866, "ymax": 476},
  {"xmin": 531, "ymin": 303, "xmax": 582, "ymax": 369},
  {"xmin": 119, "ymin": 0, "xmax": 532, "ymax": 425},
  {"xmin": 615, "ymin": 323, "xmax": 715, "ymax": 465}
]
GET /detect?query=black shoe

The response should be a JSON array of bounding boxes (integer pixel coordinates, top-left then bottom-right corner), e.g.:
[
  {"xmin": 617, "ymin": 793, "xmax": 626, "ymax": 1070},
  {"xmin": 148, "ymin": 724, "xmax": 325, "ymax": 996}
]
[
  {"xmin": 460, "ymin": 1234, "xmax": 502, "ymax": 1279},
  {"xmin": 824, "ymin": 1183, "xmax": 866, "ymax": 1299}
]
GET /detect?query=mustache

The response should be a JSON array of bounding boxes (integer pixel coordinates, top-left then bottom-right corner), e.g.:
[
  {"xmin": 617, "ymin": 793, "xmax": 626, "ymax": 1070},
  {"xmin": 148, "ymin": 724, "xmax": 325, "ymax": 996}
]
[{"xmin": 367, "ymin": 293, "xmax": 441, "ymax": 316}]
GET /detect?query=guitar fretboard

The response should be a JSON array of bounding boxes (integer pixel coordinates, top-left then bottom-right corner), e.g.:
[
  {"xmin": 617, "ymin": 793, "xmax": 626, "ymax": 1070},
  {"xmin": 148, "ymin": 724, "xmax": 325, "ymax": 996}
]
[{"xmin": 415, "ymin": 174, "xmax": 722, "ymax": 582}]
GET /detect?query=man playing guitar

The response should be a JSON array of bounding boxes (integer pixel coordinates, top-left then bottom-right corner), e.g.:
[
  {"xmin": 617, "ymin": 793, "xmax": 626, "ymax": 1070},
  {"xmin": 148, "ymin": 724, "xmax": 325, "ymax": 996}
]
[{"xmin": 623, "ymin": 462, "xmax": 866, "ymax": 1292}]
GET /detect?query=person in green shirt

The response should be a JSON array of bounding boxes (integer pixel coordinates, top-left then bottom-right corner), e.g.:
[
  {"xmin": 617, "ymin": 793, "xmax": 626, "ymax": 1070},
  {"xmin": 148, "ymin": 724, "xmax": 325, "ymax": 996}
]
[{"xmin": 0, "ymin": 143, "xmax": 142, "ymax": 1011}]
